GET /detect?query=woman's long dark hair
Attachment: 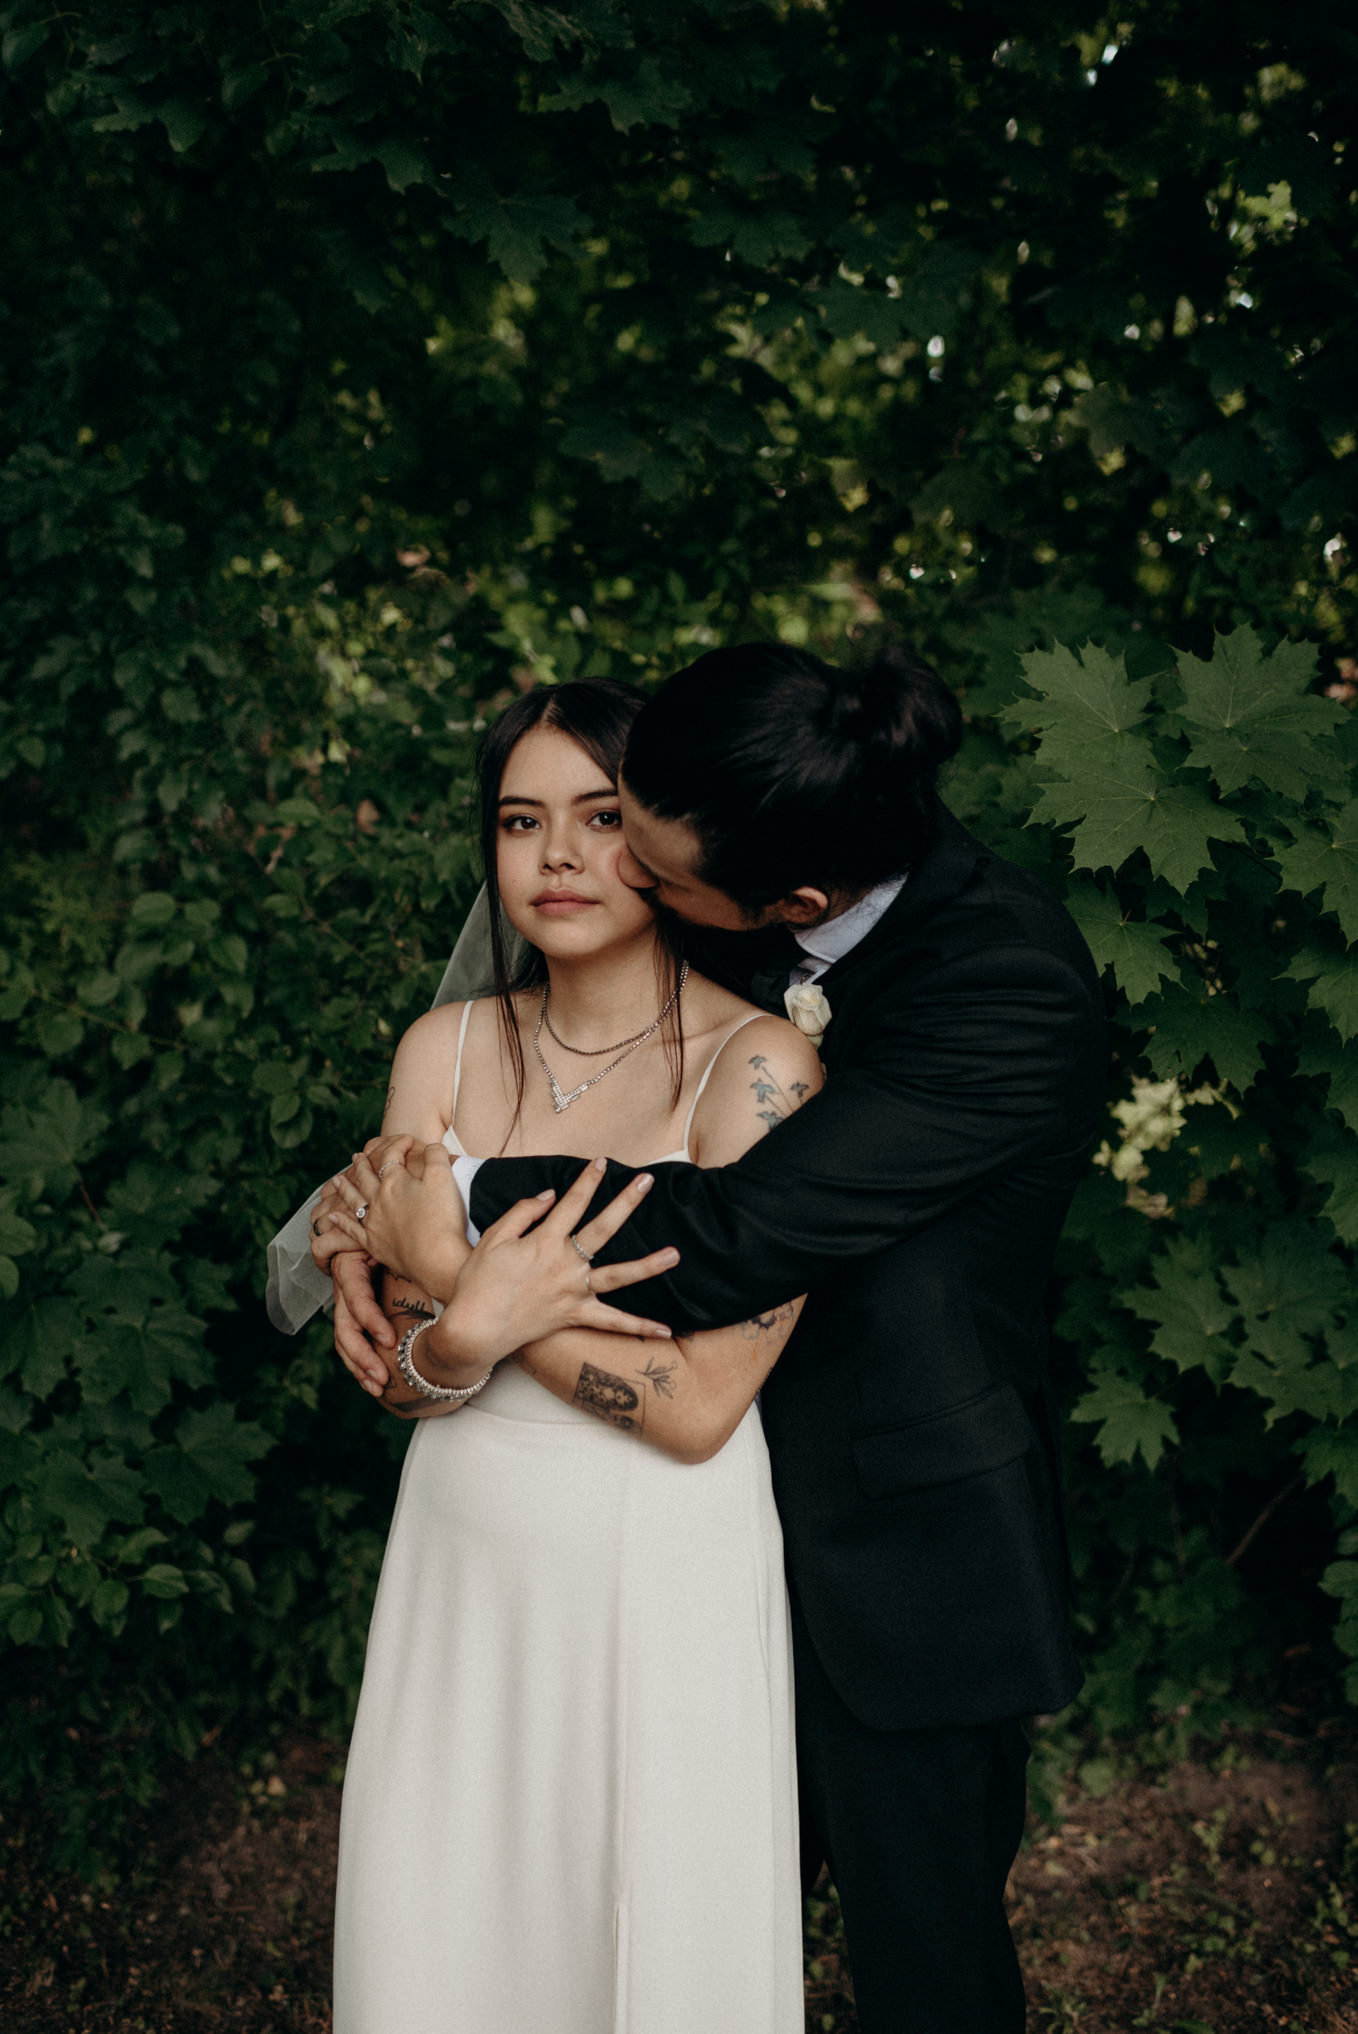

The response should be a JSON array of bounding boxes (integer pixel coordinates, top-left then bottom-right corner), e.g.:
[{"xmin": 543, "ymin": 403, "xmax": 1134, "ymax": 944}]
[{"xmin": 476, "ymin": 679, "xmax": 686, "ymax": 1137}]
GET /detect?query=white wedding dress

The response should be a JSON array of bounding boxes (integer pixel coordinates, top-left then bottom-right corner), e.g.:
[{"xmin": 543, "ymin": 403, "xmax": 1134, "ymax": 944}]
[{"xmin": 332, "ymin": 1006, "xmax": 803, "ymax": 2033}]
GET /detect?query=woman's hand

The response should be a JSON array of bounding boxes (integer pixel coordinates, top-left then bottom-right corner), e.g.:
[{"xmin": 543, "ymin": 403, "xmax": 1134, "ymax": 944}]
[
  {"xmin": 324, "ymin": 1139, "xmax": 471, "ymax": 1297},
  {"xmin": 308, "ymin": 1135, "xmax": 416, "ymax": 1270},
  {"xmin": 419, "ymin": 1158, "xmax": 680, "ymax": 1375}
]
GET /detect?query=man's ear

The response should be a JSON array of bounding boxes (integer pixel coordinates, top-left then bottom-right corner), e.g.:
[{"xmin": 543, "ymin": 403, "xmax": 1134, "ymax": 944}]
[{"xmin": 773, "ymin": 887, "xmax": 832, "ymax": 927}]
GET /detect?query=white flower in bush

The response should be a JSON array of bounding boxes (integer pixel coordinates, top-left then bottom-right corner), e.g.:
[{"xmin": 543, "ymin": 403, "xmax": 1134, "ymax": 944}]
[{"xmin": 784, "ymin": 982, "xmax": 832, "ymax": 1048}]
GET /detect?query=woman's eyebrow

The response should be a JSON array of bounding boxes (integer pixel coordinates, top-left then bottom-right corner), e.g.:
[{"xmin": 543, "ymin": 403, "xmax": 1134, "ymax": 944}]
[{"xmin": 497, "ymin": 788, "xmax": 618, "ymax": 807}]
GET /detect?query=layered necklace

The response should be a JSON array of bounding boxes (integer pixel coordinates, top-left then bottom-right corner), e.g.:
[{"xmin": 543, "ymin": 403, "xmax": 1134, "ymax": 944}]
[{"xmin": 532, "ymin": 962, "xmax": 689, "ymax": 1113}]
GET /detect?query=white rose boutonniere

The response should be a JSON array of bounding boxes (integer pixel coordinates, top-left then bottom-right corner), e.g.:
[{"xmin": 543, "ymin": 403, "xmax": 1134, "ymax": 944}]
[{"xmin": 783, "ymin": 981, "xmax": 832, "ymax": 1050}]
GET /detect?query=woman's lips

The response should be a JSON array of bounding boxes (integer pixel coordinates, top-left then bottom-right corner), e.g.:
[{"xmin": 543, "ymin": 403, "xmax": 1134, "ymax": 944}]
[{"xmin": 532, "ymin": 893, "xmax": 597, "ymax": 912}]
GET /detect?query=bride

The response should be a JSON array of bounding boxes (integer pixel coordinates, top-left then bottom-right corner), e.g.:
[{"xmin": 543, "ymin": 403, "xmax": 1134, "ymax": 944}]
[{"xmin": 316, "ymin": 677, "xmax": 822, "ymax": 2033}]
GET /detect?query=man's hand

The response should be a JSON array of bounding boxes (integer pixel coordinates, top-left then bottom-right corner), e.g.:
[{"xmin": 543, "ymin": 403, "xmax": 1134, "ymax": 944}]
[
  {"xmin": 332, "ymin": 1255, "xmax": 395, "ymax": 1395},
  {"xmin": 420, "ymin": 1158, "xmax": 680, "ymax": 1375}
]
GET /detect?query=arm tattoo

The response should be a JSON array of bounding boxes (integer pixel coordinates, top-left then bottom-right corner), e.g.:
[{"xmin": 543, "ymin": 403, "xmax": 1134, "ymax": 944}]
[
  {"xmin": 573, "ymin": 1361, "xmax": 644, "ymax": 1434},
  {"xmin": 384, "ymin": 1083, "xmax": 396, "ymax": 1114},
  {"xmin": 747, "ymin": 1054, "xmax": 811, "ymax": 1134},
  {"xmin": 741, "ymin": 1302, "xmax": 796, "ymax": 1343},
  {"xmin": 635, "ymin": 1353, "xmax": 677, "ymax": 1399},
  {"xmin": 386, "ymin": 1282, "xmax": 435, "ymax": 1323}
]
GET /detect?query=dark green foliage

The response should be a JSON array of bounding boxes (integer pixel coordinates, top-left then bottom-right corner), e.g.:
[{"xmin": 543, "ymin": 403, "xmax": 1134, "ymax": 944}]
[{"xmin": 1, "ymin": 0, "xmax": 1354, "ymax": 1860}]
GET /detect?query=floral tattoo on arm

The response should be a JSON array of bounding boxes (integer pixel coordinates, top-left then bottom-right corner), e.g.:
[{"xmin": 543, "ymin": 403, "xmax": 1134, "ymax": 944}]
[{"xmin": 635, "ymin": 1352, "xmax": 678, "ymax": 1399}]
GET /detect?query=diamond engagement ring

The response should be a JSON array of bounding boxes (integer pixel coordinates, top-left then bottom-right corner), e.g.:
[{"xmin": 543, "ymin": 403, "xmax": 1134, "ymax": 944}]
[{"xmin": 354, "ymin": 1203, "xmax": 369, "ymax": 1224}]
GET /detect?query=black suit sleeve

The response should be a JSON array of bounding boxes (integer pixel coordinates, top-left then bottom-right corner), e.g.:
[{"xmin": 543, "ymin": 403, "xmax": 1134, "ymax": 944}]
[{"xmin": 469, "ymin": 944, "xmax": 1104, "ymax": 1335}]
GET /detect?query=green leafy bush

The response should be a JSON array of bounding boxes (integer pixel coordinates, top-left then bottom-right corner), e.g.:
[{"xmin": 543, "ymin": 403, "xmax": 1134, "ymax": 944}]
[
  {"xmin": 2, "ymin": 0, "xmax": 1354, "ymax": 1861},
  {"xmin": 992, "ymin": 628, "xmax": 1358, "ymax": 1728}
]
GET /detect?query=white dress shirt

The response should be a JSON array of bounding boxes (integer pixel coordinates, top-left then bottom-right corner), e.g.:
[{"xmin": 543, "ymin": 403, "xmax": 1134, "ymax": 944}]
[{"xmin": 788, "ymin": 873, "xmax": 907, "ymax": 984}]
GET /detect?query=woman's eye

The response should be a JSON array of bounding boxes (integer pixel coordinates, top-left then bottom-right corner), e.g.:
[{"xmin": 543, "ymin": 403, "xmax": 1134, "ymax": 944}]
[
  {"xmin": 501, "ymin": 814, "xmax": 538, "ymax": 833},
  {"xmin": 589, "ymin": 809, "xmax": 623, "ymax": 829}
]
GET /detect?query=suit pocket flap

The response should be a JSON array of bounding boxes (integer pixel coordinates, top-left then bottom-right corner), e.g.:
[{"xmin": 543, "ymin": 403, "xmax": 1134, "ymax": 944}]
[{"xmin": 852, "ymin": 1383, "xmax": 1034, "ymax": 1498}]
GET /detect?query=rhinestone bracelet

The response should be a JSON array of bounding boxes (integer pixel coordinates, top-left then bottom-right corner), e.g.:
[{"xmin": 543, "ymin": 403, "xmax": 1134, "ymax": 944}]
[{"xmin": 395, "ymin": 1316, "xmax": 493, "ymax": 1403}]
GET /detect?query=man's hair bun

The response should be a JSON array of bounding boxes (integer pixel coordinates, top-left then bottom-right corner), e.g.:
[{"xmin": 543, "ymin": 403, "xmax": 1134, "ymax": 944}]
[
  {"xmin": 623, "ymin": 637, "xmax": 966, "ymax": 914},
  {"xmin": 824, "ymin": 644, "xmax": 964, "ymax": 765}
]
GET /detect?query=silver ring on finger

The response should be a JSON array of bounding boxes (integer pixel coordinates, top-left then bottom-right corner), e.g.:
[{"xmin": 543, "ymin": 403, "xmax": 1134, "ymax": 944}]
[
  {"xmin": 568, "ymin": 1233, "xmax": 594, "ymax": 1267},
  {"xmin": 354, "ymin": 1203, "xmax": 368, "ymax": 1224},
  {"xmin": 377, "ymin": 1160, "xmax": 400, "ymax": 1178}
]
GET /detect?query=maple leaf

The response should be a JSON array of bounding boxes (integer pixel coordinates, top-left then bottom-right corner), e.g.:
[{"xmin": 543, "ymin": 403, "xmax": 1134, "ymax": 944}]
[
  {"xmin": 1003, "ymin": 640, "xmax": 1153, "ymax": 776},
  {"xmin": 1175, "ymin": 629, "xmax": 1343, "ymax": 799},
  {"xmin": 144, "ymin": 1401, "xmax": 273, "ymax": 1525},
  {"xmin": 1032, "ymin": 768, "xmax": 1245, "ymax": 890},
  {"xmin": 1273, "ymin": 798, "xmax": 1358, "ymax": 945},
  {"xmin": 1296, "ymin": 1426, "xmax": 1358, "ymax": 1510},
  {"xmin": 1141, "ymin": 784, "xmax": 1249, "ymax": 892},
  {"xmin": 1230, "ymin": 1352, "xmax": 1358, "ymax": 1426},
  {"xmin": 1063, "ymin": 882, "xmax": 1182, "ymax": 1006},
  {"xmin": 1137, "ymin": 983, "xmax": 1273, "ymax": 1094},
  {"xmin": 1302, "ymin": 1131, "xmax": 1358, "ymax": 1244},
  {"xmin": 1283, "ymin": 949, "xmax": 1358, "ymax": 1042},
  {"xmin": 38, "ymin": 1448, "xmax": 146, "ymax": 1550},
  {"xmin": 1222, "ymin": 1224, "xmax": 1346, "ymax": 1374},
  {"xmin": 1298, "ymin": 1031, "xmax": 1358, "ymax": 1133},
  {"xmin": 444, "ymin": 186, "xmax": 588, "ymax": 284},
  {"xmin": 1120, "ymin": 1236, "xmax": 1236, "ymax": 1384},
  {"xmin": 1069, "ymin": 1361, "xmax": 1179, "ymax": 1470}
]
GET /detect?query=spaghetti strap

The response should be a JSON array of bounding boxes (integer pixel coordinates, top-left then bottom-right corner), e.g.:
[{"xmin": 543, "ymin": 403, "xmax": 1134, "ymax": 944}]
[
  {"xmin": 681, "ymin": 1011, "xmax": 766, "ymax": 1159},
  {"xmin": 450, "ymin": 1000, "xmax": 475, "ymax": 1135}
]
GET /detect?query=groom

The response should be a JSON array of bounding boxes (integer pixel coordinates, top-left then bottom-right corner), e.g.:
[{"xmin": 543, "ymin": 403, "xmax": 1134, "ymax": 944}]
[{"xmin": 325, "ymin": 640, "xmax": 1105, "ymax": 2032}]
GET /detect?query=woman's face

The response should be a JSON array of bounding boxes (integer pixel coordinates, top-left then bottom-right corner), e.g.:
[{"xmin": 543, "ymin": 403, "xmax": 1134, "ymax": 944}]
[{"xmin": 495, "ymin": 723, "xmax": 658, "ymax": 959}]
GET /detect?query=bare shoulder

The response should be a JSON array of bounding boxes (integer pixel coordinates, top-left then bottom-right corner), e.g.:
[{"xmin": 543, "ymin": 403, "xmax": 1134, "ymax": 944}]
[
  {"xmin": 689, "ymin": 1011, "xmax": 824, "ymax": 1166},
  {"xmin": 383, "ymin": 999, "xmax": 481, "ymax": 1137},
  {"xmin": 395, "ymin": 1000, "xmax": 471, "ymax": 1064}
]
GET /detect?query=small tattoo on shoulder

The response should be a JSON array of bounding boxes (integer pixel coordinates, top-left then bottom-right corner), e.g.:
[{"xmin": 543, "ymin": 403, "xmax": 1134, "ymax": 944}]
[
  {"xmin": 747, "ymin": 1055, "xmax": 807, "ymax": 1134},
  {"xmin": 573, "ymin": 1362, "xmax": 643, "ymax": 1433},
  {"xmin": 385, "ymin": 1084, "xmax": 396, "ymax": 1113}
]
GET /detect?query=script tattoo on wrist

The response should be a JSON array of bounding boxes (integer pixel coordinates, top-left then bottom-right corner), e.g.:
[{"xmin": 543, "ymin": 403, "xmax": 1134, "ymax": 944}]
[
  {"xmin": 748, "ymin": 1054, "xmax": 811, "ymax": 1134},
  {"xmin": 740, "ymin": 1301, "xmax": 796, "ymax": 1343},
  {"xmin": 386, "ymin": 1281, "xmax": 436, "ymax": 1324},
  {"xmin": 573, "ymin": 1361, "xmax": 644, "ymax": 1434}
]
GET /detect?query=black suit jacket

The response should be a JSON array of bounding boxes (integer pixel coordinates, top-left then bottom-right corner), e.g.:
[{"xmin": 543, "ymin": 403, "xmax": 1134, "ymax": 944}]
[{"xmin": 469, "ymin": 808, "xmax": 1106, "ymax": 1730}]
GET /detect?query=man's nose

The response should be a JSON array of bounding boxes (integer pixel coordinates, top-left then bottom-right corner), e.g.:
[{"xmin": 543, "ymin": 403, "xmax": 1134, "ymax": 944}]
[{"xmin": 617, "ymin": 843, "xmax": 655, "ymax": 892}]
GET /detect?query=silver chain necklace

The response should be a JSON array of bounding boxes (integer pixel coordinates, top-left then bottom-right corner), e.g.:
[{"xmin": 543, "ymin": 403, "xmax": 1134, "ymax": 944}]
[
  {"xmin": 532, "ymin": 963, "xmax": 689, "ymax": 1113},
  {"xmin": 543, "ymin": 998, "xmax": 667, "ymax": 1057}
]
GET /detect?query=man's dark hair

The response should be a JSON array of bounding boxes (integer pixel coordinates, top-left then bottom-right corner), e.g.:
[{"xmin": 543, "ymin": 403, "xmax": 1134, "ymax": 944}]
[{"xmin": 622, "ymin": 641, "xmax": 964, "ymax": 913}]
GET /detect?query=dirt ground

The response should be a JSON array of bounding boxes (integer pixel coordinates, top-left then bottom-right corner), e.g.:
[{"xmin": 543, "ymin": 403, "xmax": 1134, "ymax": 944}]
[{"xmin": 6, "ymin": 1734, "xmax": 1358, "ymax": 2033}]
